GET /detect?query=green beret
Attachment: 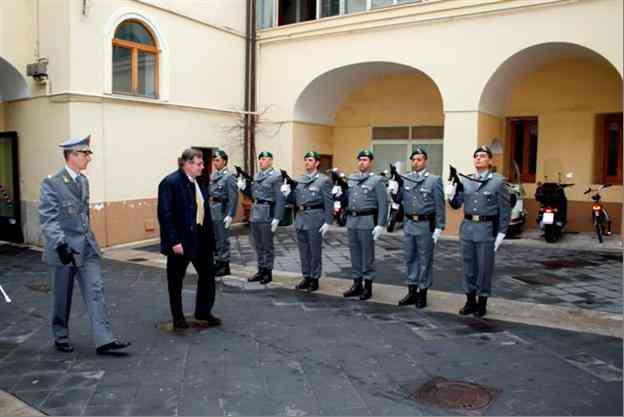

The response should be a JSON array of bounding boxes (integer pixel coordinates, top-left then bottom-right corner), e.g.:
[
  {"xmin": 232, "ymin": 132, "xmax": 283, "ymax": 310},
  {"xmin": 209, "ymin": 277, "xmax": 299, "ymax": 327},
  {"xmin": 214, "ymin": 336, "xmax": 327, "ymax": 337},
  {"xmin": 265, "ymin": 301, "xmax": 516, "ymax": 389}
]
[
  {"xmin": 214, "ymin": 149, "xmax": 228, "ymax": 159},
  {"xmin": 473, "ymin": 145, "xmax": 492, "ymax": 158},
  {"xmin": 410, "ymin": 147, "xmax": 428, "ymax": 159},
  {"xmin": 258, "ymin": 151, "xmax": 273, "ymax": 159},
  {"xmin": 304, "ymin": 151, "xmax": 320, "ymax": 160},
  {"xmin": 357, "ymin": 149, "xmax": 374, "ymax": 160}
]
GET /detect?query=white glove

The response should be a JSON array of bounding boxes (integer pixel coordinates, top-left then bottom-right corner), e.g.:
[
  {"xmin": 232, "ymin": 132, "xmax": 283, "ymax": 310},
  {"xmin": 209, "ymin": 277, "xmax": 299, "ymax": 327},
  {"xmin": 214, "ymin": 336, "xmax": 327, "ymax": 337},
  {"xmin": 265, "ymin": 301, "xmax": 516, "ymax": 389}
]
[
  {"xmin": 223, "ymin": 216, "xmax": 232, "ymax": 229},
  {"xmin": 372, "ymin": 225, "xmax": 384, "ymax": 241},
  {"xmin": 237, "ymin": 177, "xmax": 247, "ymax": 191},
  {"xmin": 271, "ymin": 218, "xmax": 279, "ymax": 233},
  {"xmin": 280, "ymin": 183, "xmax": 291, "ymax": 197},
  {"xmin": 331, "ymin": 185, "xmax": 342, "ymax": 197},
  {"xmin": 494, "ymin": 233, "xmax": 505, "ymax": 252},
  {"xmin": 388, "ymin": 180, "xmax": 399, "ymax": 195},
  {"xmin": 319, "ymin": 223, "xmax": 330, "ymax": 238},
  {"xmin": 445, "ymin": 183, "xmax": 457, "ymax": 200},
  {"xmin": 432, "ymin": 228, "xmax": 442, "ymax": 244}
]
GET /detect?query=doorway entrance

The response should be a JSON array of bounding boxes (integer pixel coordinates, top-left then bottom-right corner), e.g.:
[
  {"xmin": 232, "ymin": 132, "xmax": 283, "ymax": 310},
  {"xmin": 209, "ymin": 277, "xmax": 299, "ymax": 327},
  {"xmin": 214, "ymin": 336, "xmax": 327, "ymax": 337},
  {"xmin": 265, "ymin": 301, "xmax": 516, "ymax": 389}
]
[{"xmin": 0, "ymin": 132, "xmax": 23, "ymax": 243}]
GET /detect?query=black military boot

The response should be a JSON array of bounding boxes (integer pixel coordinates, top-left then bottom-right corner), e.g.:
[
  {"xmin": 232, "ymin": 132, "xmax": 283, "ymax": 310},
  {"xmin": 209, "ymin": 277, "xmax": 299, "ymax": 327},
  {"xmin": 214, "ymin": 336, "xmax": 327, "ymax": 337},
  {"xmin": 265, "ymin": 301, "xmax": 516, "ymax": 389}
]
[
  {"xmin": 248, "ymin": 268, "xmax": 264, "ymax": 282},
  {"xmin": 260, "ymin": 269, "xmax": 272, "ymax": 285},
  {"xmin": 343, "ymin": 279, "xmax": 363, "ymax": 298},
  {"xmin": 416, "ymin": 288, "xmax": 428, "ymax": 309},
  {"xmin": 295, "ymin": 277, "xmax": 312, "ymax": 291},
  {"xmin": 474, "ymin": 296, "xmax": 488, "ymax": 317},
  {"xmin": 459, "ymin": 292, "xmax": 477, "ymax": 315},
  {"xmin": 359, "ymin": 280, "xmax": 373, "ymax": 301},
  {"xmin": 307, "ymin": 279, "xmax": 319, "ymax": 293},
  {"xmin": 215, "ymin": 262, "xmax": 231, "ymax": 277},
  {"xmin": 398, "ymin": 285, "xmax": 418, "ymax": 306}
]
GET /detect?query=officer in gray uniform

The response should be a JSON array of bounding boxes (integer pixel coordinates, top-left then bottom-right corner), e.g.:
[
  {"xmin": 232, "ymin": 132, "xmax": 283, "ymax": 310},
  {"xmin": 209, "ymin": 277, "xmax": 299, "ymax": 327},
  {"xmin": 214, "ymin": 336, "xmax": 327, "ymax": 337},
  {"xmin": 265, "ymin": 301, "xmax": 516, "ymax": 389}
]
[
  {"xmin": 448, "ymin": 145, "xmax": 510, "ymax": 317},
  {"xmin": 281, "ymin": 151, "xmax": 333, "ymax": 293},
  {"xmin": 38, "ymin": 135, "xmax": 130, "ymax": 354},
  {"xmin": 334, "ymin": 149, "xmax": 388, "ymax": 301},
  {"xmin": 209, "ymin": 149, "xmax": 238, "ymax": 277},
  {"xmin": 237, "ymin": 151, "xmax": 285, "ymax": 285},
  {"xmin": 389, "ymin": 147, "xmax": 445, "ymax": 308}
]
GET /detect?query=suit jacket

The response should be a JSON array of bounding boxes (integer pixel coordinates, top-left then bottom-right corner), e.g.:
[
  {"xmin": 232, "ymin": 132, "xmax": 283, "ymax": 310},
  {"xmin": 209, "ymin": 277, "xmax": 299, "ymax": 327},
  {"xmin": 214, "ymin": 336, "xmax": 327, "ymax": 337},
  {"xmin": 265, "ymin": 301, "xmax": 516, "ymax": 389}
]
[
  {"xmin": 157, "ymin": 169, "xmax": 216, "ymax": 258},
  {"xmin": 38, "ymin": 168, "xmax": 101, "ymax": 267}
]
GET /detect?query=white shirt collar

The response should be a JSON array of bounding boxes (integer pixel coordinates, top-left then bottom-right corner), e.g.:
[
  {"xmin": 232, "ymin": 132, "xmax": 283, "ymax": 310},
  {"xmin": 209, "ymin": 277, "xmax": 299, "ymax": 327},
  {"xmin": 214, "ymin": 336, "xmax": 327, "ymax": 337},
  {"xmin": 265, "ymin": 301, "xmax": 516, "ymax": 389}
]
[{"xmin": 64, "ymin": 165, "xmax": 79, "ymax": 181}]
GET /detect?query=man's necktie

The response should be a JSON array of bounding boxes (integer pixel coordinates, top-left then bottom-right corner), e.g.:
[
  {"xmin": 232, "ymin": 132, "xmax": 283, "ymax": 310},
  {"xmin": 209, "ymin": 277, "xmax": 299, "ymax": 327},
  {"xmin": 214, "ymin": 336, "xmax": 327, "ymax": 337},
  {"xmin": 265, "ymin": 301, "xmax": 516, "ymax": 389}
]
[{"xmin": 195, "ymin": 183, "xmax": 204, "ymax": 225}]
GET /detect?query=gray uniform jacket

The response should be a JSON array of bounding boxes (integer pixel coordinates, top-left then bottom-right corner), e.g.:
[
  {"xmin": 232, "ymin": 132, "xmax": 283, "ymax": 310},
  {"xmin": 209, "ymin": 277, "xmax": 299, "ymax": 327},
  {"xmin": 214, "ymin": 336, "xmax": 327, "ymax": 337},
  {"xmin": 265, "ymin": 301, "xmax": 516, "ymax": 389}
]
[
  {"xmin": 345, "ymin": 172, "xmax": 389, "ymax": 230},
  {"xmin": 250, "ymin": 168, "xmax": 285, "ymax": 223},
  {"xmin": 290, "ymin": 172, "xmax": 333, "ymax": 231},
  {"xmin": 39, "ymin": 169, "xmax": 100, "ymax": 266},
  {"xmin": 450, "ymin": 172, "xmax": 511, "ymax": 242},
  {"xmin": 209, "ymin": 168, "xmax": 238, "ymax": 221},
  {"xmin": 398, "ymin": 171, "xmax": 445, "ymax": 236}
]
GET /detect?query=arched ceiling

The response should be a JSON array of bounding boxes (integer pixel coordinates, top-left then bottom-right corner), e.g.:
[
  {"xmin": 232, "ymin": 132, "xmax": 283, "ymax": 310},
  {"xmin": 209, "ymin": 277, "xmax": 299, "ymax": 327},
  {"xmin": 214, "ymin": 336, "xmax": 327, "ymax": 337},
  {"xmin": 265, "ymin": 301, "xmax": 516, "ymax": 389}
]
[
  {"xmin": 479, "ymin": 42, "xmax": 621, "ymax": 116},
  {"xmin": 0, "ymin": 57, "xmax": 28, "ymax": 102},
  {"xmin": 294, "ymin": 62, "xmax": 439, "ymax": 125}
]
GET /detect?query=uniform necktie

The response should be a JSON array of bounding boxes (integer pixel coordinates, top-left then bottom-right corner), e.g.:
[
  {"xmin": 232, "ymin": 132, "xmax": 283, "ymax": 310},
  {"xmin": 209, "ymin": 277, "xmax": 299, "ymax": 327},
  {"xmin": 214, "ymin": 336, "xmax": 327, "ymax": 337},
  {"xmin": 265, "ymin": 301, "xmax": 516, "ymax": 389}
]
[{"xmin": 194, "ymin": 182, "xmax": 204, "ymax": 225}]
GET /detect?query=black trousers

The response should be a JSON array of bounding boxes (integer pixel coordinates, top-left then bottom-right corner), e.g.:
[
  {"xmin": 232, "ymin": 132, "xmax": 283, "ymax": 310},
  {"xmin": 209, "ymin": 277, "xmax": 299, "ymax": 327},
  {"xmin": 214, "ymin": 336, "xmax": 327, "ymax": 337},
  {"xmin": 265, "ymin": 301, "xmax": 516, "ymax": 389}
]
[{"xmin": 166, "ymin": 248, "xmax": 216, "ymax": 322}]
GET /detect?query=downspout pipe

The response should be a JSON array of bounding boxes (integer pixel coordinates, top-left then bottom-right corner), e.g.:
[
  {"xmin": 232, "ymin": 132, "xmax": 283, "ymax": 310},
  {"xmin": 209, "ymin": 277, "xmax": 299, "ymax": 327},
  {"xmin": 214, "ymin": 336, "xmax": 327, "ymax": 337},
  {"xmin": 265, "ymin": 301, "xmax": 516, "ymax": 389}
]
[
  {"xmin": 249, "ymin": 0, "xmax": 257, "ymax": 176},
  {"xmin": 244, "ymin": 0, "xmax": 251, "ymax": 173}
]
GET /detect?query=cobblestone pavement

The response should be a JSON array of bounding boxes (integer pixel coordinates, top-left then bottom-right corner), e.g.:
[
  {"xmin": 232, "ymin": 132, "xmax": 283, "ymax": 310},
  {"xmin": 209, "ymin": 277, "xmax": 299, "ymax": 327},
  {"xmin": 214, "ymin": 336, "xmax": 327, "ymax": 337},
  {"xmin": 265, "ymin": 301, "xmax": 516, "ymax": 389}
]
[
  {"xmin": 0, "ymin": 244, "xmax": 622, "ymax": 416},
  {"xmin": 139, "ymin": 227, "xmax": 623, "ymax": 315}
]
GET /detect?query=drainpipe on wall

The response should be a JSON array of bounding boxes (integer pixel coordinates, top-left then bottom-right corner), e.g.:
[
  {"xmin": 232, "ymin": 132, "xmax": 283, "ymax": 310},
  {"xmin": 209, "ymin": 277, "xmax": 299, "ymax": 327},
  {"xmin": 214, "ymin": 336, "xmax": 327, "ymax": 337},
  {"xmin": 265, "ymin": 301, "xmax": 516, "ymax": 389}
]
[
  {"xmin": 244, "ymin": 0, "xmax": 251, "ymax": 173},
  {"xmin": 244, "ymin": 0, "xmax": 258, "ymax": 176}
]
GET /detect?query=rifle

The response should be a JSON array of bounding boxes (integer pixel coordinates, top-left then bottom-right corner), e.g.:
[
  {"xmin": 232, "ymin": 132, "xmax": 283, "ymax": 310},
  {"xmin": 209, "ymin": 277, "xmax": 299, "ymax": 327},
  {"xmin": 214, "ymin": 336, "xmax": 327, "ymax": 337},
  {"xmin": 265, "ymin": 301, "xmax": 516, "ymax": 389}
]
[
  {"xmin": 448, "ymin": 165, "xmax": 464, "ymax": 192},
  {"xmin": 279, "ymin": 169, "xmax": 297, "ymax": 189},
  {"xmin": 386, "ymin": 163, "xmax": 404, "ymax": 232},
  {"xmin": 234, "ymin": 165, "xmax": 253, "ymax": 197},
  {"xmin": 0, "ymin": 284, "xmax": 11, "ymax": 303},
  {"xmin": 328, "ymin": 168, "xmax": 348, "ymax": 227}
]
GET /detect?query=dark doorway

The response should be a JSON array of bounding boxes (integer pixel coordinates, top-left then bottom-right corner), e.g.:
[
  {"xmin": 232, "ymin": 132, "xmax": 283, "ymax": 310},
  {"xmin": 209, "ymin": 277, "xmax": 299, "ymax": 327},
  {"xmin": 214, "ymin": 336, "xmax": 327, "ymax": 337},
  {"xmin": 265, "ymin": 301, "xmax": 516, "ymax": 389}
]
[
  {"xmin": 193, "ymin": 147, "xmax": 214, "ymax": 182},
  {"xmin": 319, "ymin": 154, "xmax": 333, "ymax": 173},
  {"xmin": 0, "ymin": 132, "xmax": 23, "ymax": 243}
]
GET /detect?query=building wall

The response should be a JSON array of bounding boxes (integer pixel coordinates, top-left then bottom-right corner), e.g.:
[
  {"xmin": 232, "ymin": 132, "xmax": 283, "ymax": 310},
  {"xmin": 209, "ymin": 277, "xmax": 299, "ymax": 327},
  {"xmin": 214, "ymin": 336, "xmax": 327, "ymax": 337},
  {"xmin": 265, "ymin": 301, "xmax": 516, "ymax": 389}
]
[{"xmin": 292, "ymin": 122, "xmax": 333, "ymax": 174}]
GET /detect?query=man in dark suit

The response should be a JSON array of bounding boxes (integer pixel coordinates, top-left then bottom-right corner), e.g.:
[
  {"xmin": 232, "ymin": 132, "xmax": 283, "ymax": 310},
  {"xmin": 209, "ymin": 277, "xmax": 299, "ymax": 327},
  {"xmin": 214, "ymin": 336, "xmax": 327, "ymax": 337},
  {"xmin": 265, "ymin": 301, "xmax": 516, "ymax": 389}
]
[{"xmin": 157, "ymin": 148, "xmax": 220, "ymax": 330}]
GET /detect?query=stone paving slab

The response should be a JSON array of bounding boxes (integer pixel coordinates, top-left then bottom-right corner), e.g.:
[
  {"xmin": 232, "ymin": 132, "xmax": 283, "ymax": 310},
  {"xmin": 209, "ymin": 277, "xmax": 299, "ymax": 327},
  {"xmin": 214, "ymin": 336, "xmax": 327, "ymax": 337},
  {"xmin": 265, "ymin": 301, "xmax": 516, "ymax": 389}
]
[
  {"xmin": 135, "ymin": 226, "xmax": 623, "ymax": 315},
  {"xmin": 0, "ymin": 245, "xmax": 622, "ymax": 416}
]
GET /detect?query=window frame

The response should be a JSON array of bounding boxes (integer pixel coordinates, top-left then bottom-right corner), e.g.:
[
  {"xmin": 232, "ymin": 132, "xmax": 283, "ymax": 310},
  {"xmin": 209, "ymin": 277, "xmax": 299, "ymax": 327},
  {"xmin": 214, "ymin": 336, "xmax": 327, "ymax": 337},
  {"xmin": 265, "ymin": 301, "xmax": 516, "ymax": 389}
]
[
  {"xmin": 601, "ymin": 113, "xmax": 623, "ymax": 185},
  {"xmin": 112, "ymin": 19, "xmax": 160, "ymax": 98},
  {"xmin": 507, "ymin": 116, "xmax": 538, "ymax": 183},
  {"xmin": 371, "ymin": 125, "xmax": 444, "ymax": 174}
]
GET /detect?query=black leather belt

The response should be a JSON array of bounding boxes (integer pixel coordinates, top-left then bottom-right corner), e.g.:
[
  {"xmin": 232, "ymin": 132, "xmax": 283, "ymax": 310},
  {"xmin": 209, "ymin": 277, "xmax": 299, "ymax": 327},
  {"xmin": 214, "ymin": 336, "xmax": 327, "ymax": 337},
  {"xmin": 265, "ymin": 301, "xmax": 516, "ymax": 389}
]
[
  {"xmin": 464, "ymin": 214, "xmax": 496, "ymax": 222},
  {"xmin": 405, "ymin": 213, "xmax": 433, "ymax": 222},
  {"xmin": 298, "ymin": 204, "xmax": 324, "ymax": 211},
  {"xmin": 254, "ymin": 199, "xmax": 274, "ymax": 205},
  {"xmin": 346, "ymin": 209, "xmax": 377, "ymax": 217}
]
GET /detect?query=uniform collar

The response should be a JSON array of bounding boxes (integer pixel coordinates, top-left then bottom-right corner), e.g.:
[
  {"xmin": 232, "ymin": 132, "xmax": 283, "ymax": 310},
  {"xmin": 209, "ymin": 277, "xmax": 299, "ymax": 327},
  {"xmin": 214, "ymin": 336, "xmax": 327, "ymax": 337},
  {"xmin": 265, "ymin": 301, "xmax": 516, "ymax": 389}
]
[
  {"xmin": 476, "ymin": 170, "xmax": 491, "ymax": 180},
  {"xmin": 413, "ymin": 169, "xmax": 428, "ymax": 178},
  {"xmin": 306, "ymin": 170, "xmax": 319, "ymax": 179},
  {"xmin": 64, "ymin": 165, "xmax": 80, "ymax": 181}
]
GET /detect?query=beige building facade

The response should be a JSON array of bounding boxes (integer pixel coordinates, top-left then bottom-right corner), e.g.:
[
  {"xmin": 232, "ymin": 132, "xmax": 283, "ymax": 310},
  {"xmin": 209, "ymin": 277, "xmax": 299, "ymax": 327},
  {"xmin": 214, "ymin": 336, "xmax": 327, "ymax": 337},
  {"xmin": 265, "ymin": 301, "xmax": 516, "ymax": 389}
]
[{"xmin": 0, "ymin": 0, "xmax": 622, "ymax": 247}]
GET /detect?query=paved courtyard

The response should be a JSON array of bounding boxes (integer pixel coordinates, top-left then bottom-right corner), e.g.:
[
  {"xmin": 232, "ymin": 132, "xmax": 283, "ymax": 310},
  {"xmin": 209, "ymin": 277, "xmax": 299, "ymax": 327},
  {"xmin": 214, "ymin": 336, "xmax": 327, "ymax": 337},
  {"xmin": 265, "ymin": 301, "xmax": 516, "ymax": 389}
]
[
  {"xmin": 140, "ymin": 227, "xmax": 623, "ymax": 315},
  {"xmin": 0, "ymin": 244, "xmax": 622, "ymax": 416}
]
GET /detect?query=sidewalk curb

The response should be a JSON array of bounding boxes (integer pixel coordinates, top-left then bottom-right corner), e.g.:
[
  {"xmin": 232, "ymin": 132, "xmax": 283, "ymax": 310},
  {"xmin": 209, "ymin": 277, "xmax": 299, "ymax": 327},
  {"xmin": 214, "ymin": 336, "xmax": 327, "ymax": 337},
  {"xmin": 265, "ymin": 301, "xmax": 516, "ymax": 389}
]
[
  {"xmin": 0, "ymin": 390, "xmax": 43, "ymax": 417},
  {"xmin": 102, "ymin": 250, "xmax": 623, "ymax": 339}
]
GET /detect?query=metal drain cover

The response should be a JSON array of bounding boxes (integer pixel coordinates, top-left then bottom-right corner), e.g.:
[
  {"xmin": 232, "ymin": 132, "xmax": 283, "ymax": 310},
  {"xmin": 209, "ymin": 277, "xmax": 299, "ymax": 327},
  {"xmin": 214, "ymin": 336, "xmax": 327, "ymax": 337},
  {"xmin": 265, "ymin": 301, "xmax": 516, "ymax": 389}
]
[
  {"xmin": 413, "ymin": 377, "xmax": 495, "ymax": 411},
  {"xmin": 127, "ymin": 257, "xmax": 149, "ymax": 262}
]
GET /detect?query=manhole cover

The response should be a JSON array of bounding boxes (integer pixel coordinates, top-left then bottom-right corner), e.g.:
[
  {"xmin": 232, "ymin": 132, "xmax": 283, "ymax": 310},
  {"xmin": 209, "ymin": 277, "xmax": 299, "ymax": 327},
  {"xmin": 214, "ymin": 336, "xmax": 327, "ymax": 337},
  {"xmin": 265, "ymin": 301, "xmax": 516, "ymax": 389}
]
[
  {"xmin": 413, "ymin": 377, "xmax": 495, "ymax": 411},
  {"xmin": 26, "ymin": 283, "xmax": 50, "ymax": 293},
  {"xmin": 540, "ymin": 259, "xmax": 594, "ymax": 269},
  {"xmin": 127, "ymin": 257, "xmax": 149, "ymax": 262}
]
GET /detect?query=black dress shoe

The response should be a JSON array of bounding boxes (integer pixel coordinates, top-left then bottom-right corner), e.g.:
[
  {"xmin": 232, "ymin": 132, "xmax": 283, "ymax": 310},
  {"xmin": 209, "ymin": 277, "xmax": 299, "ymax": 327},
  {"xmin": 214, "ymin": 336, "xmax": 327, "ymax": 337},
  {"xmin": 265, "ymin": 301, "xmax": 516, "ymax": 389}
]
[
  {"xmin": 248, "ymin": 269, "xmax": 265, "ymax": 282},
  {"xmin": 195, "ymin": 314, "xmax": 222, "ymax": 327},
  {"xmin": 215, "ymin": 262, "xmax": 231, "ymax": 277},
  {"xmin": 55, "ymin": 341, "xmax": 74, "ymax": 353},
  {"xmin": 259, "ymin": 270, "xmax": 272, "ymax": 285},
  {"xmin": 173, "ymin": 319, "xmax": 190, "ymax": 330},
  {"xmin": 307, "ymin": 279, "xmax": 319, "ymax": 293},
  {"xmin": 295, "ymin": 277, "xmax": 311, "ymax": 290},
  {"xmin": 96, "ymin": 340, "xmax": 131, "ymax": 354}
]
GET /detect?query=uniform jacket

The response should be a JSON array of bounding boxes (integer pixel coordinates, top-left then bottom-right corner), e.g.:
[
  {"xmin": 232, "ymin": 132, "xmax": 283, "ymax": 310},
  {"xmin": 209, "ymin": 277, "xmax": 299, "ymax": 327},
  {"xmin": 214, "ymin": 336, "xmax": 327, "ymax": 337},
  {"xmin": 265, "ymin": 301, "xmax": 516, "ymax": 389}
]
[
  {"xmin": 450, "ymin": 171, "xmax": 511, "ymax": 242},
  {"xmin": 345, "ymin": 172, "xmax": 389, "ymax": 230},
  {"xmin": 209, "ymin": 167, "xmax": 238, "ymax": 221},
  {"xmin": 39, "ymin": 168, "xmax": 100, "ymax": 266},
  {"xmin": 287, "ymin": 172, "xmax": 333, "ymax": 231},
  {"xmin": 398, "ymin": 171, "xmax": 445, "ymax": 236},
  {"xmin": 250, "ymin": 168, "xmax": 285, "ymax": 224},
  {"xmin": 157, "ymin": 169, "xmax": 215, "ymax": 257}
]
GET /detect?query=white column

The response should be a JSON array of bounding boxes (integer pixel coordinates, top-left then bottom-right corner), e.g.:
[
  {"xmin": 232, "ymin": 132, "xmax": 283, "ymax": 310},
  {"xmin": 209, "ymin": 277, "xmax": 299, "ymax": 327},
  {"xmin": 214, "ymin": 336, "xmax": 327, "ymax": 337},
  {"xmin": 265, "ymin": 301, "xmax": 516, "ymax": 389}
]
[{"xmin": 443, "ymin": 111, "xmax": 479, "ymax": 180}]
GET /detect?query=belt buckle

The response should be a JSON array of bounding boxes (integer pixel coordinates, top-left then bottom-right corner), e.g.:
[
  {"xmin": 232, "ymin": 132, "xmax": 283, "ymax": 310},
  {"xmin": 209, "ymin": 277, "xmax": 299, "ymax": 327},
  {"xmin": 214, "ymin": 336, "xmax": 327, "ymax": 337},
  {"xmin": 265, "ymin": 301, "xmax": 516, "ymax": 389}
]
[
  {"xmin": 298, "ymin": 205, "xmax": 304, "ymax": 211},
  {"xmin": 473, "ymin": 215, "xmax": 480, "ymax": 222},
  {"xmin": 352, "ymin": 211, "xmax": 358, "ymax": 217}
]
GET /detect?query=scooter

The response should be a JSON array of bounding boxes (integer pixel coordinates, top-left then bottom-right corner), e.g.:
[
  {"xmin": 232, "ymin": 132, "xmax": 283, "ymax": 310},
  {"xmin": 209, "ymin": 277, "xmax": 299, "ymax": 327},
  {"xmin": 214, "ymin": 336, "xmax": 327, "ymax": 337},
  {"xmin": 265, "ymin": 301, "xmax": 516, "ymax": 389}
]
[
  {"xmin": 534, "ymin": 172, "xmax": 574, "ymax": 243},
  {"xmin": 505, "ymin": 162, "xmax": 526, "ymax": 239},
  {"xmin": 584, "ymin": 184, "xmax": 613, "ymax": 244}
]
